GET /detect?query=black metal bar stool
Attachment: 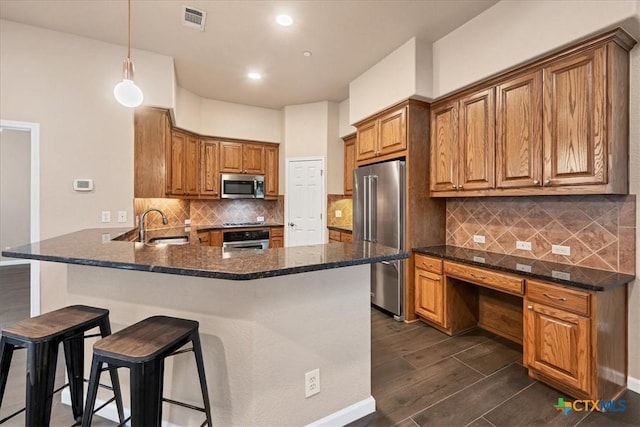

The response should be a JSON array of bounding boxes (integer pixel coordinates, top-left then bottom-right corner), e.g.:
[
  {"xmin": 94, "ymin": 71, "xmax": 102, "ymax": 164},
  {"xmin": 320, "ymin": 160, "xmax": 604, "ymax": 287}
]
[
  {"xmin": 0, "ymin": 305, "xmax": 125, "ymax": 426},
  {"xmin": 82, "ymin": 315, "xmax": 213, "ymax": 427}
]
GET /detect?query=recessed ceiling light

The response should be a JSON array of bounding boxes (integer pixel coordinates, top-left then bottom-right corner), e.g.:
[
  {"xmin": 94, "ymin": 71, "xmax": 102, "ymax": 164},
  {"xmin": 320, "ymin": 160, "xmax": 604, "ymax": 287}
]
[
  {"xmin": 276, "ymin": 14, "xmax": 293, "ymax": 26},
  {"xmin": 248, "ymin": 72, "xmax": 262, "ymax": 80},
  {"xmin": 303, "ymin": 51, "xmax": 312, "ymax": 57}
]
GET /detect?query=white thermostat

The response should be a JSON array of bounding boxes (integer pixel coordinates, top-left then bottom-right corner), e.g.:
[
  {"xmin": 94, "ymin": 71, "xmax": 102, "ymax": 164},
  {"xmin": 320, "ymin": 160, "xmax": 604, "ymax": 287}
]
[{"xmin": 73, "ymin": 178, "xmax": 94, "ymax": 192}]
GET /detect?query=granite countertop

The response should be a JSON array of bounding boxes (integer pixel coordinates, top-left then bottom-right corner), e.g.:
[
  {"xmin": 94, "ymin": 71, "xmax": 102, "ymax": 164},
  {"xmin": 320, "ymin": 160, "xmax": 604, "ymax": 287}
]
[
  {"xmin": 414, "ymin": 245, "xmax": 635, "ymax": 292},
  {"xmin": 328, "ymin": 225, "xmax": 353, "ymax": 233},
  {"xmin": 2, "ymin": 228, "xmax": 407, "ymax": 281}
]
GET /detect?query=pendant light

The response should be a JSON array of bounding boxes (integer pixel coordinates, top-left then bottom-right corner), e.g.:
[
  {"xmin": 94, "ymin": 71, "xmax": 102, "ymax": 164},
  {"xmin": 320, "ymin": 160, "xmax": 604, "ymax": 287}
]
[{"xmin": 114, "ymin": 0, "xmax": 143, "ymax": 107}]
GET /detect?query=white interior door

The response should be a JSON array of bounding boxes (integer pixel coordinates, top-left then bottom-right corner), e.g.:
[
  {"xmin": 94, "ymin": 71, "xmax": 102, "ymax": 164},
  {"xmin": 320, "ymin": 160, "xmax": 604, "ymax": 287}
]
[{"xmin": 286, "ymin": 158, "xmax": 324, "ymax": 247}]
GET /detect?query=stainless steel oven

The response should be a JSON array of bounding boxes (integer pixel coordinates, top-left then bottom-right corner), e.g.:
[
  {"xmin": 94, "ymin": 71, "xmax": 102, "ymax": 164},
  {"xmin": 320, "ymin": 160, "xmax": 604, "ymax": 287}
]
[
  {"xmin": 222, "ymin": 229, "xmax": 270, "ymax": 252},
  {"xmin": 221, "ymin": 174, "xmax": 265, "ymax": 199}
]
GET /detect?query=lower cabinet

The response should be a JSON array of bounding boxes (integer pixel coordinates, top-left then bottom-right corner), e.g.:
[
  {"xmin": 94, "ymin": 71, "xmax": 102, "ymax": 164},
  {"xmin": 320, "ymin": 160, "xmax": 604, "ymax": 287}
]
[
  {"xmin": 415, "ymin": 267, "xmax": 445, "ymax": 327},
  {"xmin": 412, "ymin": 253, "xmax": 628, "ymax": 400},
  {"xmin": 328, "ymin": 229, "xmax": 352, "ymax": 243},
  {"xmin": 269, "ymin": 227, "xmax": 284, "ymax": 248}
]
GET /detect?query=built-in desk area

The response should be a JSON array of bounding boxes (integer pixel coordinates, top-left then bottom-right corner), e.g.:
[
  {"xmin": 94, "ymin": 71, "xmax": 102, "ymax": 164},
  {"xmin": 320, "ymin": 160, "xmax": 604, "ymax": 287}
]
[{"xmin": 413, "ymin": 245, "xmax": 635, "ymax": 402}]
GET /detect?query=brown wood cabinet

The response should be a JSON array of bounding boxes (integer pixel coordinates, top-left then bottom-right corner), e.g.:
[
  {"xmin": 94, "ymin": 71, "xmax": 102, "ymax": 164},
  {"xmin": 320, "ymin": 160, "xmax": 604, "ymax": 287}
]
[
  {"xmin": 414, "ymin": 254, "xmax": 445, "ymax": 327},
  {"xmin": 134, "ymin": 108, "xmax": 280, "ymax": 200},
  {"xmin": 343, "ymin": 134, "xmax": 356, "ymax": 195},
  {"xmin": 269, "ymin": 227, "xmax": 284, "ymax": 248},
  {"xmin": 134, "ymin": 108, "xmax": 170, "ymax": 198},
  {"xmin": 430, "ymin": 28, "xmax": 635, "ymax": 197},
  {"xmin": 496, "ymin": 70, "xmax": 543, "ymax": 188},
  {"xmin": 328, "ymin": 229, "xmax": 352, "ymax": 243},
  {"xmin": 354, "ymin": 105, "xmax": 406, "ymax": 164},
  {"xmin": 264, "ymin": 144, "xmax": 279, "ymax": 199},
  {"xmin": 524, "ymin": 279, "xmax": 626, "ymax": 400},
  {"xmin": 220, "ymin": 141, "xmax": 265, "ymax": 174},
  {"xmin": 167, "ymin": 129, "xmax": 200, "ymax": 196},
  {"xmin": 200, "ymin": 139, "xmax": 220, "ymax": 198},
  {"xmin": 431, "ymin": 89, "xmax": 495, "ymax": 193}
]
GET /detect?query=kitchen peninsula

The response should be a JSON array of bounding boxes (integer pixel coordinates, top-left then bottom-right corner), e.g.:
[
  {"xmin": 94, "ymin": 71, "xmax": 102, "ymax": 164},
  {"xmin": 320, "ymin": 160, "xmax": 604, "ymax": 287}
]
[{"xmin": 3, "ymin": 228, "xmax": 408, "ymax": 426}]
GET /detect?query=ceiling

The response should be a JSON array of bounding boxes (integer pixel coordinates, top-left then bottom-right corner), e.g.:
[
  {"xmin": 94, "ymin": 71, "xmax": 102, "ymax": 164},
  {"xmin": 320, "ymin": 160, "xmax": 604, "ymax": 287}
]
[{"xmin": 0, "ymin": 0, "xmax": 499, "ymax": 109}]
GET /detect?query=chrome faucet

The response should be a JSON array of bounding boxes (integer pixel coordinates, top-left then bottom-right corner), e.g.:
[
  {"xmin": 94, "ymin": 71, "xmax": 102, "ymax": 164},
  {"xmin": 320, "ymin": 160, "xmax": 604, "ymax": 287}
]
[{"xmin": 138, "ymin": 208, "xmax": 168, "ymax": 242}]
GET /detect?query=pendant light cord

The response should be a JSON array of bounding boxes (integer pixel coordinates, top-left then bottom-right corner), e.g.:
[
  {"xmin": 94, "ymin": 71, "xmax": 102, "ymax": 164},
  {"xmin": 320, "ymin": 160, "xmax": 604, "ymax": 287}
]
[{"xmin": 127, "ymin": 0, "xmax": 131, "ymax": 60}]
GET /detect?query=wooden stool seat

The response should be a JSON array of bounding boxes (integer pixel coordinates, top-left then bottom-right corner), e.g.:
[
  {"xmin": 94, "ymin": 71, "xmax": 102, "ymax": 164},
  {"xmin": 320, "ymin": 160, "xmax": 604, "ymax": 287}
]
[
  {"xmin": 2, "ymin": 305, "xmax": 110, "ymax": 342},
  {"xmin": 83, "ymin": 315, "xmax": 213, "ymax": 427},
  {"xmin": 0, "ymin": 305, "xmax": 125, "ymax": 426},
  {"xmin": 94, "ymin": 316, "xmax": 198, "ymax": 362}
]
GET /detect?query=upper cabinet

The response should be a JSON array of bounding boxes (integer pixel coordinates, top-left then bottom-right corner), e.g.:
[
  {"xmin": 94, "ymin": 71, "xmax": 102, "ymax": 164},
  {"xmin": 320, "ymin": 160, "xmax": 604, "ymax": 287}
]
[
  {"xmin": 220, "ymin": 141, "xmax": 265, "ymax": 174},
  {"xmin": 354, "ymin": 105, "xmax": 407, "ymax": 164},
  {"xmin": 134, "ymin": 107, "xmax": 280, "ymax": 200},
  {"xmin": 167, "ymin": 129, "xmax": 200, "ymax": 196},
  {"xmin": 264, "ymin": 144, "xmax": 279, "ymax": 199},
  {"xmin": 343, "ymin": 134, "xmax": 356, "ymax": 195},
  {"xmin": 430, "ymin": 28, "xmax": 636, "ymax": 197}
]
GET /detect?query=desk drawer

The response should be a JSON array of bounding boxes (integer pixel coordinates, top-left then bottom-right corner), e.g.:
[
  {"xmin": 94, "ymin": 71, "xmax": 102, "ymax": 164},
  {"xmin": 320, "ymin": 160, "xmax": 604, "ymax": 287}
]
[
  {"xmin": 444, "ymin": 261, "xmax": 524, "ymax": 296},
  {"xmin": 526, "ymin": 280, "xmax": 590, "ymax": 316},
  {"xmin": 414, "ymin": 254, "xmax": 443, "ymax": 275}
]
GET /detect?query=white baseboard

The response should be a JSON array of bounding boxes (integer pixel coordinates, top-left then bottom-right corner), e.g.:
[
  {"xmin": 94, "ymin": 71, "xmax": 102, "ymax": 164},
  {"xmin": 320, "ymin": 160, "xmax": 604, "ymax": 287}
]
[
  {"xmin": 305, "ymin": 396, "xmax": 376, "ymax": 427},
  {"xmin": 628, "ymin": 376, "xmax": 640, "ymax": 394}
]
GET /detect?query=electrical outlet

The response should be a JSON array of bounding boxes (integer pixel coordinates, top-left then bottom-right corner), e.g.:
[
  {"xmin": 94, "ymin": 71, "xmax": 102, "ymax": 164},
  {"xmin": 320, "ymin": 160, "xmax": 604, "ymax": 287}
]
[
  {"xmin": 552, "ymin": 270, "xmax": 571, "ymax": 281},
  {"xmin": 117, "ymin": 211, "xmax": 127, "ymax": 223},
  {"xmin": 335, "ymin": 210, "xmax": 342, "ymax": 218},
  {"xmin": 473, "ymin": 234, "xmax": 485, "ymax": 244},
  {"xmin": 257, "ymin": 216, "xmax": 265, "ymax": 222},
  {"xmin": 101, "ymin": 233, "xmax": 111, "ymax": 243},
  {"xmin": 516, "ymin": 263, "xmax": 532, "ymax": 273},
  {"xmin": 552, "ymin": 244, "xmax": 571, "ymax": 256},
  {"xmin": 516, "ymin": 240, "xmax": 532, "ymax": 251},
  {"xmin": 101, "ymin": 211, "xmax": 111, "ymax": 223},
  {"xmin": 305, "ymin": 369, "xmax": 320, "ymax": 398}
]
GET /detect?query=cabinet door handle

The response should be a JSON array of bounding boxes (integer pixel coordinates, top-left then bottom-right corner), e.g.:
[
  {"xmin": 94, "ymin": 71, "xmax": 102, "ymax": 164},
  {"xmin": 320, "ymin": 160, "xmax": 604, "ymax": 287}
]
[
  {"xmin": 458, "ymin": 184, "xmax": 463, "ymax": 189},
  {"xmin": 533, "ymin": 179, "xmax": 539, "ymax": 185},
  {"xmin": 452, "ymin": 185, "xmax": 457, "ymax": 189},
  {"xmin": 544, "ymin": 179, "xmax": 551, "ymax": 185},
  {"xmin": 470, "ymin": 273, "xmax": 487, "ymax": 280},
  {"xmin": 527, "ymin": 305, "xmax": 533, "ymax": 310},
  {"xmin": 422, "ymin": 262, "xmax": 433, "ymax": 268},
  {"xmin": 434, "ymin": 277, "xmax": 441, "ymax": 281},
  {"xmin": 542, "ymin": 292, "xmax": 567, "ymax": 302}
]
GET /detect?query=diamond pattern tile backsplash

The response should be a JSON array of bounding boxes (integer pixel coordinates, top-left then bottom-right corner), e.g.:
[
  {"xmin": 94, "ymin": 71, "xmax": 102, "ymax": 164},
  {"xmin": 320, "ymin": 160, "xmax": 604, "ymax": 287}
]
[
  {"xmin": 327, "ymin": 194, "xmax": 353, "ymax": 227},
  {"xmin": 446, "ymin": 195, "xmax": 636, "ymax": 274},
  {"xmin": 135, "ymin": 197, "xmax": 284, "ymax": 229}
]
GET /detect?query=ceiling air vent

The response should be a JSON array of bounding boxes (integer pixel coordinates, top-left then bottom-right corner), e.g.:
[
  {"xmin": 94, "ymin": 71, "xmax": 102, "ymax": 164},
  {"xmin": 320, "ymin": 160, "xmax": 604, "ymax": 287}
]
[{"xmin": 182, "ymin": 5, "xmax": 207, "ymax": 31}]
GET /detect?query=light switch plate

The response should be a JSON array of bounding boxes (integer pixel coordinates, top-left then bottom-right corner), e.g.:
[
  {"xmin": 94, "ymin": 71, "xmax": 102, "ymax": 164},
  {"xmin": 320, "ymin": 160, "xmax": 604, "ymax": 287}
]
[{"xmin": 473, "ymin": 235, "xmax": 485, "ymax": 244}]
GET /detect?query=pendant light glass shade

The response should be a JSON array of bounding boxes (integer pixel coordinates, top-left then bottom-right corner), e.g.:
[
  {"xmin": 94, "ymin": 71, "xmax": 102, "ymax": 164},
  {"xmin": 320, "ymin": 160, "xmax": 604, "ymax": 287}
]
[
  {"xmin": 114, "ymin": 0, "xmax": 143, "ymax": 108},
  {"xmin": 114, "ymin": 58, "xmax": 143, "ymax": 107}
]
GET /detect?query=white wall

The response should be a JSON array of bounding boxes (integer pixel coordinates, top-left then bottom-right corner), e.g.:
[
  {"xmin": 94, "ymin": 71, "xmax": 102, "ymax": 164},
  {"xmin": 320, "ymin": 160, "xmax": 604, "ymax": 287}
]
[
  {"xmin": 430, "ymin": 0, "xmax": 640, "ymax": 389},
  {"xmin": 174, "ymin": 86, "xmax": 202, "ymax": 133},
  {"xmin": 283, "ymin": 102, "xmax": 330, "ymax": 159},
  {"xmin": 326, "ymin": 102, "xmax": 343, "ymax": 194},
  {"xmin": 349, "ymin": 37, "xmax": 433, "ymax": 124},
  {"xmin": 339, "ymin": 98, "xmax": 356, "ymax": 138},
  {"xmin": 200, "ymin": 98, "xmax": 281, "ymax": 143},
  {"xmin": 0, "ymin": 128, "xmax": 30, "ymax": 259},
  {"xmin": 0, "ymin": 19, "xmax": 175, "ymax": 311},
  {"xmin": 432, "ymin": 0, "xmax": 640, "ymax": 97}
]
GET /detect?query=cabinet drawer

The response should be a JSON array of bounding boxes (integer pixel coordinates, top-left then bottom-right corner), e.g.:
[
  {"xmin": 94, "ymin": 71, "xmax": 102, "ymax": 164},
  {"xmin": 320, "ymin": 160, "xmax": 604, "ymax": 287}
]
[
  {"xmin": 414, "ymin": 254, "xmax": 443, "ymax": 275},
  {"xmin": 526, "ymin": 280, "xmax": 590, "ymax": 316},
  {"xmin": 328, "ymin": 230, "xmax": 341, "ymax": 242},
  {"xmin": 444, "ymin": 261, "xmax": 523, "ymax": 296},
  {"xmin": 270, "ymin": 227, "xmax": 284, "ymax": 238},
  {"xmin": 341, "ymin": 233, "xmax": 352, "ymax": 242},
  {"xmin": 197, "ymin": 232, "xmax": 210, "ymax": 245}
]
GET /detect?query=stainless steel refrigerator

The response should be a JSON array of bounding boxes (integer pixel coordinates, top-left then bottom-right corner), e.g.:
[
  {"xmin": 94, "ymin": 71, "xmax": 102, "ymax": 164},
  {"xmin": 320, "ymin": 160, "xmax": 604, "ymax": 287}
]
[{"xmin": 353, "ymin": 160, "xmax": 405, "ymax": 320}]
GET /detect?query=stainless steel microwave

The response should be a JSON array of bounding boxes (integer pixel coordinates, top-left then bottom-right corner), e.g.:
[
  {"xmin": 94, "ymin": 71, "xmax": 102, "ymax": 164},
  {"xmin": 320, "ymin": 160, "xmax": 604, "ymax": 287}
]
[{"xmin": 221, "ymin": 174, "xmax": 265, "ymax": 199}]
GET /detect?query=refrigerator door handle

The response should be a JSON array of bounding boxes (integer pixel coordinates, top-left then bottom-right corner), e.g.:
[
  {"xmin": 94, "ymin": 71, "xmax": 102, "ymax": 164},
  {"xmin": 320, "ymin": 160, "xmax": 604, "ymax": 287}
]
[
  {"xmin": 363, "ymin": 176, "xmax": 369, "ymax": 241},
  {"xmin": 369, "ymin": 175, "xmax": 377, "ymax": 243}
]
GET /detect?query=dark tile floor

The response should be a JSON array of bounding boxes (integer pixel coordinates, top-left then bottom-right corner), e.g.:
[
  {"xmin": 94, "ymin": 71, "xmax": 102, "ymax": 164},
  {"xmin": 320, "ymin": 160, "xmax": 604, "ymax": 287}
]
[{"xmin": 350, "ymin": 308, "xmax": 640, "ymax": 427}]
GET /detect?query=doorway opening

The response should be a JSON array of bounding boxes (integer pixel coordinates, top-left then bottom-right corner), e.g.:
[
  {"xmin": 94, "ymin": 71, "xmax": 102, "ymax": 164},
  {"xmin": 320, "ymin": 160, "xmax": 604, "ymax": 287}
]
[{"xmin": 0, "ymin": 120, "xmax": 40, "ymax": 316}]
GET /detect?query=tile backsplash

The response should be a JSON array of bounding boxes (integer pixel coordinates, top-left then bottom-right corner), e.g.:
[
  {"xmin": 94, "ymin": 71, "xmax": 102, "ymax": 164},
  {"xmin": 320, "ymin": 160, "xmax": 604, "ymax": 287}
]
[
  {"xmin": 135, "ymin": 197, "xmax": 284, "ymax": 228},
  {"xmin": 327, "ymin": 194, "xmax": 353, "ymax": 227},
  {"xmin": 446, "ymin": 195, "xmax": 636, "ymax": 274}
]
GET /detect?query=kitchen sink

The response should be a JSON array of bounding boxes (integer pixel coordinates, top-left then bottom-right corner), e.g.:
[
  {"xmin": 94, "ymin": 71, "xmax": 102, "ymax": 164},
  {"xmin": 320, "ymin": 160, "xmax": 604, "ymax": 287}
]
[{"xmin": 146, "ymin": 236, "xmax": 190, "ymax": 245}]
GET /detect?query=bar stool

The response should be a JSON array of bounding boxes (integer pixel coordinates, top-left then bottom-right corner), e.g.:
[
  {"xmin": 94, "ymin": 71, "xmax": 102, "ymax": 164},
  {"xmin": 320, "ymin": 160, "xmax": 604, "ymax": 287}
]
[
  {"xmin": 82, "ymin": 315, "xmax": 213, "ymax": 427},
  {"xmin": 0, "ymin": 305, "xmax": 125, "ymax": 426}
]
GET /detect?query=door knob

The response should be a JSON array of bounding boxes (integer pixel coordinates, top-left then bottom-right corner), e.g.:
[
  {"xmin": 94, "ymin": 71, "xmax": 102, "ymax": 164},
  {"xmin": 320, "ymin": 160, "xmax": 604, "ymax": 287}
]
[{"xmin": 288, "ymin": 222, "xmax": 296, "ymax": 227}]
